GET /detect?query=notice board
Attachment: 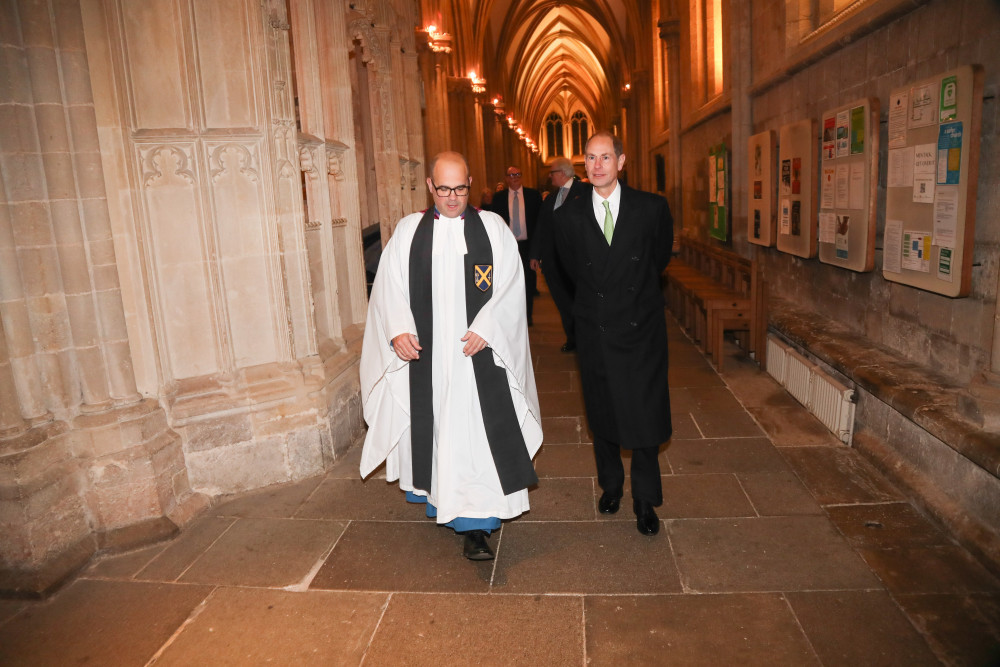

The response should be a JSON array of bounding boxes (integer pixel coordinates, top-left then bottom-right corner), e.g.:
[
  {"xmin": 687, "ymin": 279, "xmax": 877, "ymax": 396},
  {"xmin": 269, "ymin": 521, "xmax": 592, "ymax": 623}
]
[
  {"xmin": 708, "ymin": 143, "xmax": 729, "ymax": 241},
  {"xmin": 776, "ymin": 119, "xmax": 817, "ymax": 258},
  {"xmin": 883, "ymin": 65, "xmax": 983, "ymax": 297},
  {"xmin": 817, "ymin": 98, "xmax": 879, "ymax": 272},
  {"xmin": 748, "ymin": 130, "xmax": 776, "ymax": 247}
]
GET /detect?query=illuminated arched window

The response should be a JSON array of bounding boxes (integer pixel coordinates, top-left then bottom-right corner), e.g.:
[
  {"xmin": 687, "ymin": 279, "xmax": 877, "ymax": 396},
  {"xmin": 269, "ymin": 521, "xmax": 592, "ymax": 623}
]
[
  {"xmin": 571, "ymin": 111, "xmax": 588, "ymax": 156},
  {"xmin": 546, "ymin": 113, "xmax": 564, "ymax": 157}
]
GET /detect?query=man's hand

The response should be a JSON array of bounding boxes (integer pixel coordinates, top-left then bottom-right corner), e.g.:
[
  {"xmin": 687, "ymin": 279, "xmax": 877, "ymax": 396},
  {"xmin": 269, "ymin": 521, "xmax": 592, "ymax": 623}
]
[
  {"xmin": 529, "ymin": 258, "xmax": 542, "ymax": 271},
  {"xmin": 461, "ymin": 331, "xmax": 487, "ymax": 357},
  {"xmin": 391, "ymin": 333, "xmax": 421, "ymax": 361}
]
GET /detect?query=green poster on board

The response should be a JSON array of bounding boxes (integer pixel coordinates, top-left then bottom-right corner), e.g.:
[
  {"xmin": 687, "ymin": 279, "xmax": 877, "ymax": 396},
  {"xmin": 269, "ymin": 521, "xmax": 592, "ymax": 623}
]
[{"xmin": 708, "ymin": 144, "xmax": 728, "ymax": 241}]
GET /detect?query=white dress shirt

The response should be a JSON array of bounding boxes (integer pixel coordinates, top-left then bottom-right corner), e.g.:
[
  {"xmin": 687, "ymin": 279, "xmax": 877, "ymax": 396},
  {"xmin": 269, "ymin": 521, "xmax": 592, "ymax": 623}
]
[{"xmin": 591, "ymin": 180, "xmax": 621, "ymax": 234}]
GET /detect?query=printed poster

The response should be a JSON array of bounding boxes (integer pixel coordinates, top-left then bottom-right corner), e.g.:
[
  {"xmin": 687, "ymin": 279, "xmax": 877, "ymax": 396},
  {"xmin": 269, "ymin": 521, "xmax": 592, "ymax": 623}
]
[
  {"xmin": 850, "ymin": 106, "xmax": 865, "ymax": 155},
  {"xmin": 822, "ymin": 116, "xmax": 836, "ymax": 159},
  {"xmin": 936, "ymin": 122, "xmax": 962, "ymax": 185},
  {"xmin": 819, "ymin": 211, "xmax": 836, "ymax": 244},
  {"xmin": 791, "ymin": 200, "xmax": 801, "ymax": 236},
  {"xmin": 792, "ymin": 158, "xmax": 801, "ymax": 195},
  {"xmin": 849, "ymin": 162, "xmax": 865, "ymax": 210},
  {"xmin": 781, "ymin": 159, "xmax": 791, "ymax": 195},
  {"xmin": 888, "ymin": 146, "xmax": 914, "ymax": 188},
  {"xmin": 933, "ymin": 185, "xmax": 958, "ymax": 249},
  {"xmin": 909, "ymin": 83, "xmax": 936, "ymax": 128},
  {"xmin": 780, "ymin": 199, "xmax": 791, "ymax": 234},
  {"xmin": 888, "ymin": 91, "xmax": 908, "ymax": 149},
  {"xmin": 835, "ymin": 164, "xmax": 849, "ymax": 209},
  {"xmin": 836, "ymin": 110, "xmax": 850, "ymax": 157},
  {"xmin": 902, "ymin": 231, "xmax": 931, "ymax": 273},
  {"xmin": 835, "ymin": 214, "xmax": 850, "ymax": 259},
  {"xmin": 912, "ymin": 143, "xmax": 936, "ymax": 204},
  {"xmin": 938, "ymin": 247, "xmax": 954, "ymax": 282},
  {"xmin": 821, "ymin": 167, "xmax": 836, "ymax": 209},
  {"xmin": 939, "ymin": 75, "xmax": 958, "ymax": 122},
  {"xmin": 884, "ymin": 220, "xmax": 903, "ymax": 274}
]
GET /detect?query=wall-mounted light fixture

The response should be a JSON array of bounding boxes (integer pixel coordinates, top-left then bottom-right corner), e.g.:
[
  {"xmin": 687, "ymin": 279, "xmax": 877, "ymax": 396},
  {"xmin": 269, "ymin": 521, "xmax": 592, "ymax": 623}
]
[
  {"xmin": 423, "ymin": 24, "xmax": 452, "ymax": 53},
  {"xmin": 469, "ymin": 71, "xmax": 486, "ymax": 94}
]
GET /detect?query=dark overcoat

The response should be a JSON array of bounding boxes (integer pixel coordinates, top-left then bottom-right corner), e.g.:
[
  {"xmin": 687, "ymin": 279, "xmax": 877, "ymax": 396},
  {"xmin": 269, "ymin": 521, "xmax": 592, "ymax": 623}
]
[{"xmin": 553, "ymin": 183, "xmax": 674, "ymax": 449}]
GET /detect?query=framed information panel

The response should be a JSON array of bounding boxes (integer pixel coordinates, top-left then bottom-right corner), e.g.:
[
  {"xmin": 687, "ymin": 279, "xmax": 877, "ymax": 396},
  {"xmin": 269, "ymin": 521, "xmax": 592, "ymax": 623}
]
[
  {"xmin": 776, "ymin": 119, "xmax": 817, "ymax": 259},
  {"xmin": 708, "ymin": 143, "xmax": 729, "ymax": 241},
  {"xmin": 748, "ymin": 130, "xmax": 776, "ymax": 247},
  {"xmin": 817, "ymin": 98, "xmax": 879, "ymax": 271},
  {"xmin": 883, "ymin": 65, "xmax": 982, "ymax": 297}
]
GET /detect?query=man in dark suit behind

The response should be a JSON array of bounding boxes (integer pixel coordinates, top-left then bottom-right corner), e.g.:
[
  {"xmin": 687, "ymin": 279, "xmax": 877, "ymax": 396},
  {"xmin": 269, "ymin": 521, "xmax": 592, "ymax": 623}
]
[
  {"xmin": 530, "ymin": 157, "xmax": 590, "ymax": 351},
  {"xmin": 553, "ymin": 131, "xmax": 673, "ymax": 537},
  {"xmin": 489, "ymin": 165, "xmax": 542, "ymax": 324}
]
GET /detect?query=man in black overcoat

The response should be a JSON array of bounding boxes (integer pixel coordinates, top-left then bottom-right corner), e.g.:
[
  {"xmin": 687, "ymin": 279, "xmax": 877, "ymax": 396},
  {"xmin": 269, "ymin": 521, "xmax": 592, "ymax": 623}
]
[
  {"xmin": 553, "ymin": 131, "xmax": 673, "ymax": 536},
  {"xmin": 489, "ymin": 165, "xmax": 542, "ymax": 324},
  {"xmin": 530, "ymin": 157, "xmax": 591, "ymax": 352}
]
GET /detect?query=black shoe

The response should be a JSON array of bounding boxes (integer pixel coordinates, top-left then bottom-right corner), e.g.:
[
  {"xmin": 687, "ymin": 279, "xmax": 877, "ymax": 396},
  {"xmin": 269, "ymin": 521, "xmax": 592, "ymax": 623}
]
[
  {"xmin": 462, "ymin": 530, "xmax": 495, "ymax": 560},
  {"xmin": 598, "ymin": 491, "xmax": 622, "ymax": 514},
  {"xmin": 560, "ymin": 341, "xmax": 576, "ymax": 352},
  {"xmin": 635, "ymin": 501, "xmax": 660, "ymax": 536}
]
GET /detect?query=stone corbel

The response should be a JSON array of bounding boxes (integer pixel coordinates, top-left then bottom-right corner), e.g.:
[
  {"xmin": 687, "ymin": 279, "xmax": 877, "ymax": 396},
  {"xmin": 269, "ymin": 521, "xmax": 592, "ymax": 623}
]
[
  {"xmin": 446, "ymin": 76, "xmax": 473, "ymax": 95},
  {"xmin": 408, "ymin": 160, "xmax": 420, "ymax": 190},
  {"xmin": 298, "ymin": 142, "xmax": 323, "ymax": 181},
  {"xmin": 326, "ymin": 140, "xmax": 349, "ymax": 181},
  {"xmin": 399, "ymin": 157, "xmax": 409, "ymax": 189}
]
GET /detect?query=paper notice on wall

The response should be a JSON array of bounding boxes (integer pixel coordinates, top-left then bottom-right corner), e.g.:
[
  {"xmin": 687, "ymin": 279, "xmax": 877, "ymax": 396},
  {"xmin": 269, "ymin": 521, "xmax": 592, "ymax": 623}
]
[
  {"xmin": 912, "ymin": 143, "xmax": 936, "ymax": 203},
  {"xmin": 835, "ymin": 164, "xmax": 850, "ymax": 209},
  {"xmin": 849, "ymin": 161, "xmax": 865, "ymax": 210},
  {"xmin": 836, "ymin": 110, "xmax": 850, "ymax": 158},
  {"xmin": 819, "ymin": 211, "xmax": 837, "ymax": 244},
  {"xmin": 888, "ymin": 91, "xmax": 908, "ymax": 148},
  {"xmin": 937, "ymin": 122, "xmax": 962, "ymax": 185},
  {"xmin": 933, "ymin": 185, "xmax": 958, "ymax": 249},
  {"xmin": 708, "ymin": 156, "xmax": 716, "ymax": 203},
  {"xmin": 884, "ymin": 219, "xmax": 903, "ymax": 274},
  {"xmin": 888, "ymin": 147, "xmax": 914, "ymax": 188},
  {"xmin": 909, "ymin": 83, "xmax": 936, "ymax": 128},
  {"xmin": 822, "ymin": 116, "xmax": 836, "ymax": 159},
  {"xmin": 938, "ymin": 247, "xmax": 954, "ymax": 282},
  {"xmin": 780, "ymin": 199, "xmax": 791, "ymax": 234},
  {"xmin": 835, "ymin": 215, "xmax": 850, "ymax": 259},
  {"xmin": 902, "ymin": 231, "xmax": 931, "ymax": 273},
  {"xmin": 821, "ymin": 167, "xmax": 836, "ymax": 209}
]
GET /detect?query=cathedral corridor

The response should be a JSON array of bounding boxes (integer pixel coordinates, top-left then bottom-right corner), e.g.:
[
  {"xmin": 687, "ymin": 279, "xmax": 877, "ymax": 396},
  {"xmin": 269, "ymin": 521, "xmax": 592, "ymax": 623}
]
[{"xmin": 1, "ymin": 284, "xmax": 998, "ymax": 665}]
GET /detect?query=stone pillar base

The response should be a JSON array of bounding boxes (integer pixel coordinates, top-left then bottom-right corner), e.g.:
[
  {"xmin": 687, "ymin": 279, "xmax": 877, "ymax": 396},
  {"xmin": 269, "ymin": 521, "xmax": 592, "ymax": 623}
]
[{"xmin": 959, "ymin": 371, "xmax": 1000, "ymax": 431}]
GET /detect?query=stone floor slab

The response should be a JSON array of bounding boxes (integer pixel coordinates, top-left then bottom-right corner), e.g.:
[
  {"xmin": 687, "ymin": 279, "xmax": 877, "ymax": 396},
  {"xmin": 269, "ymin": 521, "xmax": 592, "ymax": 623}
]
[
  {"xmin": 669, "ymin": 365, "xmax": 726, "ymax": 387},
  {"xmin": 689, "ymin": 409, "xmax": 765, "ymax": 438},
  {"xmin": 780, "ymin": 446, "xmax": 905, "ymax": 505},
  {"xmin": 0, "ymin": 579, "xmax": 212, "ymax": 666},
  {"xmin": 585, "ymin": 593, "xmax": 817, "ymax": 666},
  {"xmin": 747, "ymin": 406, "xmax": 841, "ymax": 447},
  {"xmin": 310, "ymin": 522, "xmax": 493, "ymax": 593},
  {"xmin": 155, "ymin": 587, "xmax": 388, "ymax": 666},
  {"xmin": 211, "ymin": 476, "xmax": 323, "ymax": 519},
  {"xmin": 365, "ymin": 593, "xmax": 584, "ymax": 666},
  {"xmin": 786, "ymin": 590, "xmax": 940, "ymax": 665},
  {"xmin": 83, "ymin": 542, "xmax": 168, "ymax": 580},
  {"xmin": 669, "ymin": 516, "xmax": 882, "ymax": 592},
  {"xmin": 858, "ymin": 545, "xmax": 1000, "ymax": 595},
  {"xmin": 537, "ymin": 390, "xmax": 586, "ymax": 418},
  {"xmin": 177, "ymin": 517, "xmax": 346, "ymax": 587},
  {"xmin": 534, "ymin": 443, "xmax": 597, "ymax": 478},
  {"xmin": 523, "ymin": 477, "xmax": 597, "ymax": 521},
  {"xmin": 540, "ymin": 416, "xmax": 586, "ymax": 444},
  {"xmin": 660, "ymin": 473, "xmax": 756, "ymax": 519},
  {"xmin": 668, "ymin": 411, "xmax": 701, "ymax": 439},
  {"xmin": 534, "ymin": 370, "xmax": 574, "ymax": 393},
  {"xmin": 665, "ymin": 437, "xmax": 790, "ymax": 475},
  {"xmin": 894, "ymin": 593, "xmax": 1000, "ymax": 665},
  {"xmin": 133, "ymin": 516, "xmax": 237, "ymax": 582},
  {"xmin": 825, "ymin": 502, "xmax": 952, "ymax": 550},
  {"xmin": 491, "ymin": 521, "xmax": 682, "ymax": 594},
  {"xmin": 735, "ymin": 471, "xmax": 824, "ymax": 516},
  {"xmin": 295, "ymin": 477, "xmax": 430, "ymax": 521},
  {"xmin": 0, "ymin": 598, "xmax": 27, "ymax": 626}
]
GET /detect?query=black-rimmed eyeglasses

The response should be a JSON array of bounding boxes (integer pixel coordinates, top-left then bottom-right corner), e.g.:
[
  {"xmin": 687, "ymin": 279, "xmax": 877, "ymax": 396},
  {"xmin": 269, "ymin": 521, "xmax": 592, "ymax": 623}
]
[
  {"xmin": 508, "ymin": 172, "xmax": 522, "ymax": 177},
  {"xmin": 432, "ymin": 182, "xmax": 470, "ymax": 196}
]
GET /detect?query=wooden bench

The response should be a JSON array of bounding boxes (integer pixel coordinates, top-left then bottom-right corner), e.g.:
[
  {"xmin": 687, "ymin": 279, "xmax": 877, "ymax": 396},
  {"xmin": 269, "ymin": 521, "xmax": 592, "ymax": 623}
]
[{"xmin": 664, "ymin": 237, "xmax": 767, "ymax": 371}]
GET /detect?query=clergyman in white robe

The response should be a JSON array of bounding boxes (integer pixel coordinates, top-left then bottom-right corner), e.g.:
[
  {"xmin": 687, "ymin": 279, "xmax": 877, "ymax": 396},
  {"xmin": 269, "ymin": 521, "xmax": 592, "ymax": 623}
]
[{"xmin": 359, "ymin": 207, "xmax": 542, "ymax": 529}]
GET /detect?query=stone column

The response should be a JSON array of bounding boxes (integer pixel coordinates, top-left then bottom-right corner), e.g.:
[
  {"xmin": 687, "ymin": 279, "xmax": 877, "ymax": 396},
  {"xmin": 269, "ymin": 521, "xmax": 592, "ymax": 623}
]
[
  {"xmin": 659, "ymin": 8, "xmax": 683, "ymax": 225},
  {"xmin": 728, "ymin": 0, "xmax": 753, "ymax": 249}
]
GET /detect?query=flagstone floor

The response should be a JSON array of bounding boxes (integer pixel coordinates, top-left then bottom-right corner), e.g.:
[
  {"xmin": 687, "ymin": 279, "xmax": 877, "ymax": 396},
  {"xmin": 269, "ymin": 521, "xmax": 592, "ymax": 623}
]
[{"xmin": 2, "ymin": 281, "xmax": 1000, "ymax": 666}]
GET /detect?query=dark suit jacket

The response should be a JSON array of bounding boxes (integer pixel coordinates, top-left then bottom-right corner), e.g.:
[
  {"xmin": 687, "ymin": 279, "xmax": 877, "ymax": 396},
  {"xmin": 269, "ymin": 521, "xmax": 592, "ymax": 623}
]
[
  {"xmin": 488, "ymin": 187, "xmax": 542, "ymax": 241},
  {"xmin": 530, "ymin": 179, "xmax": 591, "ymax": 264},
  {"xmin": 553, "ymin": 183, "xmax": 674, "ymax": 448}
]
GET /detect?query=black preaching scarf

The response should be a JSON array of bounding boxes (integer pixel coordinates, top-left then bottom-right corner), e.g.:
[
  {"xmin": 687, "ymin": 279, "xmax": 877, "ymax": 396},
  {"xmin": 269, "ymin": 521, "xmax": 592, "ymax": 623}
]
[{"xmin": 408, "ymin": 207, "xmax": 538, "ymax": 496}]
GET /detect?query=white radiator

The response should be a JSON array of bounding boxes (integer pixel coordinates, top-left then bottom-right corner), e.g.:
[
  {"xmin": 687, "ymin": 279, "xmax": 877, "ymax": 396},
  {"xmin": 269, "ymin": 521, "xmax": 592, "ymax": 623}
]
[
  {"xmin": 766, "ymin": 336, "xmax": 789, "ymax": 385},
  {"xmin": 765, "ymin": 334, "xmax": 856, "ymax": 444}
]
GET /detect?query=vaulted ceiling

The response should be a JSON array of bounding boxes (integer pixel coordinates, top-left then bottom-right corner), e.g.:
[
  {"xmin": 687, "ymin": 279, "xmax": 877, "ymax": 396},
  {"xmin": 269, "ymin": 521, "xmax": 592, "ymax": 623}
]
[{"xmin": 445, "ymin": 0, "xmax": 639, "ymax": 149}]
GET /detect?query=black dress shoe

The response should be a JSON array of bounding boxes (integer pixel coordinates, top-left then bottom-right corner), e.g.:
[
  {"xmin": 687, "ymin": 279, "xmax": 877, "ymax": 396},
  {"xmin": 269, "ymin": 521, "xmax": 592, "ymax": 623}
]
[
  {"xmin": 598, "ymin": 491, "xmax": 622, "ymax": 514},
  {"xmin": 560, "ymin": 341, "xmax": 576, "ymax": 352},
  {"xmin": 462, "ymin": 530, "xmax": 495, "ymax": 560},
  {"xmin": 635, "ymin": 502, "xmax": 660, "ymax": 536}
]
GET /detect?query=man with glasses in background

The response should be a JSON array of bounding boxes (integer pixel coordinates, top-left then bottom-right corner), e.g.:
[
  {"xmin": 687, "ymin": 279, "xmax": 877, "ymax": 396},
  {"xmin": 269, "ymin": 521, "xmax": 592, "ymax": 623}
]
[
  {"xmin": 360, "ymin": 151, "xmax": 542, "ymax": 561},
  {"xmin": 488, "ymin": 166, "xmax": 542, "ymax": 325}
]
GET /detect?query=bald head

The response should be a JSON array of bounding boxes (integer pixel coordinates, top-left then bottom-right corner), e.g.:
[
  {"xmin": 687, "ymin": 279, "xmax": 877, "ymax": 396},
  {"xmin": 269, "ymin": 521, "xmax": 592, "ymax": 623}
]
[{"xmin": 427, "ymin": 151, "xmax": 471, "ymax": 218}]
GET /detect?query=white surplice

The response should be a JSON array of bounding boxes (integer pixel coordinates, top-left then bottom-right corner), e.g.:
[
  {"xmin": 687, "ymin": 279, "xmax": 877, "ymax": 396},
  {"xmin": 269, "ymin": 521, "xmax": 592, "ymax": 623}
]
[{"xmin": 359, "ymin": 209, "xmax": 542, "ymax": 524}]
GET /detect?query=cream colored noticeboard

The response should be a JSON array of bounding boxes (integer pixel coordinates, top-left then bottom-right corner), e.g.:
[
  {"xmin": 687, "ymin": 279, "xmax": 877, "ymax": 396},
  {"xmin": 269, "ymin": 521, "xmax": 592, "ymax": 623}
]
[
  {"xmin": 883, "ymin": 65, "xmax": 982, "ymax": 297},
  {"xmin": 776, "ymin": 119, "xmax": 817, "ymax": 259},
  {"xmin": 818, "ymin": 98, "xmax": 879, "ymax": 272},
  {"xmin": 748, "ymin": 130, "xmax": 776, "ymax": 247}
]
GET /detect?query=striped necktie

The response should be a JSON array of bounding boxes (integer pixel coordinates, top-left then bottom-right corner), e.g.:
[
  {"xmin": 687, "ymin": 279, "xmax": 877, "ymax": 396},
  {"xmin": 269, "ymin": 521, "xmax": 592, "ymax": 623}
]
[
  {"xmin": 511, "ymin": 190, "xmax": 522, "ymax": 237},
  {"xmin": 554, "ymin": 187, "xmax": 566, "ymax": 209}
]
